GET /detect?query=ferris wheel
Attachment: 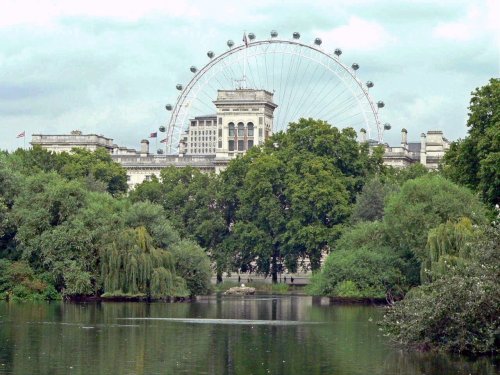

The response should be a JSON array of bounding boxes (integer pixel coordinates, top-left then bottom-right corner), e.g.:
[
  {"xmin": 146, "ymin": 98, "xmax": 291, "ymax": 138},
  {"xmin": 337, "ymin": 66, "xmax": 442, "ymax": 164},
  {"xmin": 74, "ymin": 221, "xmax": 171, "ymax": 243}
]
[{"xmin": 161, "ymin": 30, "xmax": 390, "ymax": 154}]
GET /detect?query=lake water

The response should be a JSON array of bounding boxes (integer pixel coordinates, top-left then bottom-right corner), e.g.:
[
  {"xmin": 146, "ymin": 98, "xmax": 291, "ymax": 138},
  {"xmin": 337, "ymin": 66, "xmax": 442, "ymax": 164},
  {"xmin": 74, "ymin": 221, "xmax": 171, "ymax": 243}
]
[{"xmin": 0, "ymin": 295, "xmax": 497, "ymax": 375}]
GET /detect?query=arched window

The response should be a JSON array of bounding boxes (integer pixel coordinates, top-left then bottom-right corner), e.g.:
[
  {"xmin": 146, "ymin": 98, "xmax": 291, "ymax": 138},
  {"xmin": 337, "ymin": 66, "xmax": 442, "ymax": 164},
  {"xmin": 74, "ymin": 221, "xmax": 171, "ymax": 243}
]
[
  {"xmin": 247, "ymin": 122, "xmax": 254, "ymax": 137},
  {"xmin": 238, "ymin": 122, "xmax": 244, "ymax": 137},
  {"xmin": 228, "ymin": 122, "xmax": 235, "ymax": 137}
]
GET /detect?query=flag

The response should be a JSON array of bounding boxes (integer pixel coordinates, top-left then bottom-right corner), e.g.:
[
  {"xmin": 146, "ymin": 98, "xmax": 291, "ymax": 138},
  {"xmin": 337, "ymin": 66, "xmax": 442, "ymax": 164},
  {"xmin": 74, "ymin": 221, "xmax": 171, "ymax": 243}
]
[
  {"xmin": 16, "ymin": 131, "xmax": 25, "ymax": 138},
  {"xmin": 160, "ymin": 138, "xmax": 168, "ymax": 143},
  {"xmin": 243, "ymin": 32, "xmax": 248, "ymax": 47},
  {"xmin": 150, "ymin": 132, "xmax": 157, "ymax": 138}
]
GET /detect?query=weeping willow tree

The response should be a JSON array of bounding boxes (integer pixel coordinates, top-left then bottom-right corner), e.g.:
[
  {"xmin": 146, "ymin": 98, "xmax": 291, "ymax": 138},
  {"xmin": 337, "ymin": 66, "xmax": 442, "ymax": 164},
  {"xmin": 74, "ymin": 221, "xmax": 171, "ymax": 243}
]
[
  {"xmin": 421, "ymin": 217, "xmax": 476, "ymax": 283},
  {"xmin": 100, "ymin": 226, "xmax": 189, "ymax": 298}
]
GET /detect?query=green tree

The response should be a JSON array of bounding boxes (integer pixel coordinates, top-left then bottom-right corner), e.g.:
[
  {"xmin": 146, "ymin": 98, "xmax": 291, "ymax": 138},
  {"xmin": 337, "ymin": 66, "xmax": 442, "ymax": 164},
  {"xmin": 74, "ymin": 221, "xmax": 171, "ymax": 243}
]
[
  {"xmin": 170, "ymin": 239, "xmax": 212, "ymax": 296},
  {"xmin": 442, "ymin": 78, "xmax": 500, "ymax": 206},
  {"xmin": 7, "ymin": 147, "xmax": 128, "ymax": 196},
  {"xmin": 383, "ymin": 174, "xmax": 488, "ymax": 284},
  {"xmin": 307, "ymin": 221, "xmax": 406, "ymax": 299},
  {"xmin": 421, "ymin": 217, "xmax": 477, "ymax": 283},
  {"xmin": 58, "ymin": 148, "xmax": 128, "ymax": 196},
  {"xmin": 350, "ymin": 177, "xmax": 398, "ymax": 223},
  {"xmin": 218, "ymin": 118, "xmax": 383, "ymax": 281},
  {"xmin": 382, "ymin": 224, "xmax": 500, "ymax": 354},
  {"xmin": 100, "ymin": 226, "xmax": 189, "ymax": 299}
]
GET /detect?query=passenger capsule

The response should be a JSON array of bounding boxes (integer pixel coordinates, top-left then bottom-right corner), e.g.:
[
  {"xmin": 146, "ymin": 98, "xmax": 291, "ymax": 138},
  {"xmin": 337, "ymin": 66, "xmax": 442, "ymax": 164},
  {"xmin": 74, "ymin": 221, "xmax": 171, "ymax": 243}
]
[
  {"xmin": 314, "ymin": 37, "xmax": 322, "ymax": 46},
  {"xmin": 190, "ymin": 66, "xmax": 197, "ymax": 73},
  {"xmin": 352, "ymin": 63, "xmax": 359, "ymax": 71},
  {"xmin": 377, "ymin": 101, "xmax": 385, "ymax": 108},
  {"xmin": 165, "ymin": 104, "xmax": 173, "ymax": 111},
  {"xmin": 334, "ymin": 48, "xmax": 342, "ymax": 57},
  {"xmin": 176, "ymin": 84, "xmax": 183, "ymax": 91},
  {"xmin": 248, "ymin": 32, "xmax": 256, "ymax": 40},
  {"xmin": 293, "ymin": 32, "xmax": 300, "ymax": 39},
  {"xmin": 270, "ymin": 30, "xmax": 278, "ymax": 38},
  {"xmin": 227, "ymin": 40, "xmax": 234, "ymax": 48},
  {"xmin": 157, "ymin": 149, "xmax": 164, "ymax": 154},
  {"xmin": 384, "ymin": 123, "xmax": 391, "ymax": 130},
  {"xmin": 366, "ymin": 81, "xmax": 374, "ymax": 88},
  {"xmin": 159, "ymin": 126, "xmax": 166, "ymax": 132},
  {"xmin": 207, "ymin": 51, "xmax": 215, "ymax": 59}
]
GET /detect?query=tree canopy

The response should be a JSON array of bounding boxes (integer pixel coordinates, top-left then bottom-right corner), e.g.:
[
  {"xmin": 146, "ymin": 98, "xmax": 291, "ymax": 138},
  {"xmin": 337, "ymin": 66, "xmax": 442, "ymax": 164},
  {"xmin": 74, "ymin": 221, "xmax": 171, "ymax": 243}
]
[{"xmin": 443, "ymin": 78, "xmax": 500, "ymax": 206}]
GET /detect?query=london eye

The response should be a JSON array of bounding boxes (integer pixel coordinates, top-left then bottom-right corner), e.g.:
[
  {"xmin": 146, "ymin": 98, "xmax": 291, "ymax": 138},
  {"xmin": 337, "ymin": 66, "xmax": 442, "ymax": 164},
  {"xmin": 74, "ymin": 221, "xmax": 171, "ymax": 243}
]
[{"xmin": 162, "ymin": 31, "xmax": 389, "ymax": 154}]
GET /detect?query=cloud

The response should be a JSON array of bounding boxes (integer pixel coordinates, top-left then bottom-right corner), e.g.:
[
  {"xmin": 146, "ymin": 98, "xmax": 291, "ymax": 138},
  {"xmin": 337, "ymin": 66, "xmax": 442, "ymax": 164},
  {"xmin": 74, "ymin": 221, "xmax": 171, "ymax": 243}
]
[
  {"xmin": 0, "ymin": 0, "xmax": 202, "ymax": 27},
  {"xmin": 433, "ymin": 1, "xmax": 500, "ymax": 41},
  {"xmin": 315, "ymin": 17, "xmax": 397, "ymax": 51}
]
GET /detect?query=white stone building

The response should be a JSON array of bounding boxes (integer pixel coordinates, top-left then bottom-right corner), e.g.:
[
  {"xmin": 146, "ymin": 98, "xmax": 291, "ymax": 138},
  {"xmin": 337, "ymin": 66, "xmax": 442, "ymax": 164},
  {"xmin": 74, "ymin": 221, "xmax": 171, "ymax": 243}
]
[
  {"xmin": 30, "ymin": 89, "xmax": 450, "ymax": 188},
  {"xmin": 383, "ymin": 129, "xmax": 450, "ymax": 169}
]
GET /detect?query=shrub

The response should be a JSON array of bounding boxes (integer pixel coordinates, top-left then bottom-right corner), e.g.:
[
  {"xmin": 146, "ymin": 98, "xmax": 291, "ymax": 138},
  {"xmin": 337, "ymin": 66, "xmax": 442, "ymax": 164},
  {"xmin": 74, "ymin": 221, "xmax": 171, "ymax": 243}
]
[
  {"xmin": 382, "ymin": 225, "xmax": 500, "ymax": 354},
  {"xmin": 307, "ymin": 222, "xmax": 406, "ymax": 299},
  {"xmin": 170, "ymin": 239, "xmax": 212, "ymax": 296}
]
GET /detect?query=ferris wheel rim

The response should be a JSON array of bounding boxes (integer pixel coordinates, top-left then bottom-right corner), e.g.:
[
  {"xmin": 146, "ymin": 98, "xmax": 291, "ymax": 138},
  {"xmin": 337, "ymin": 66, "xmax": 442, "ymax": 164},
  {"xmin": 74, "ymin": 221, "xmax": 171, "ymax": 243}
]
[{"xmin": 166, "ymin": 38, "xmax": 383, "ymax": 153}]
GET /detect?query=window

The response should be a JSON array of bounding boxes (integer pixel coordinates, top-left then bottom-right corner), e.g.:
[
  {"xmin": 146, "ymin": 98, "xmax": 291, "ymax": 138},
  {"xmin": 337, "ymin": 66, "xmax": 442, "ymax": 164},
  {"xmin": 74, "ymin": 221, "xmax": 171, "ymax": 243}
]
[
  {"xmin": 218, "ymin": 129, "xmax": 222, "ymax": 137},
  {"xmin": 238, "ymin": 122, "xmax": 244, "ymax": 137},
  {"xmin": 228, "ymin": 123, "xmax": 235, "ymax": 136},
  {"xmin": 259, "ymin": 128, "xmax": 263, "ymax": 137},
  {"xmin": 259, "ymin": 117, "xmax": 263, "ymax": 125},
  {"xmin": 126, "ymin": 175, "xmax": 131, "ymax": 181},
  {"xmin": 238, "ymin": 140, "xmax": 244, "ymax": 151},
  {"xmin": 218, "ymin": 117, "xmax": 222, "ymax": 125},
  {"xmin": 247, "ymin": 122, "xmax": 254, "ymax": 136},
  {"xmin": 228, "ymin": 140, "xmax": 235, "ymax": 151},
  {"xmin": 218, "ymin": 140, "xmax": 222, "ymax": 148},
  {"xmin": 191, "ymin": 121, "xmax": 196, "ymax": 126},
  {"xmin": 248, "ymin": 140, "xmax": 254, "ymax": 149}
]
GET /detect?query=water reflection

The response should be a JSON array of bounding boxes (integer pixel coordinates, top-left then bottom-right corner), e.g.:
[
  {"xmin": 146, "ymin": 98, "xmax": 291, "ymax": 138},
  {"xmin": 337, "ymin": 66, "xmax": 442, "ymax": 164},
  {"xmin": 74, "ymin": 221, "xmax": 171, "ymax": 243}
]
[{"xmin": 0, "ymin": 296, "xmax": 497, "ymax": 375}]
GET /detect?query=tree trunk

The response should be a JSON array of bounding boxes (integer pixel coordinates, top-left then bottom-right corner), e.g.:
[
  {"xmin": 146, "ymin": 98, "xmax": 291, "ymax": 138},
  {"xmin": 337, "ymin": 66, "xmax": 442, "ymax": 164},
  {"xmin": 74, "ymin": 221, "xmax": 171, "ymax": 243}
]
[
  {"xmin": 271, "ymin": 254, "xmax": 278, "ymax": 284},
  {"xmin": 216, "ymin": 270, "xmax": 223, "ymax": 284}
]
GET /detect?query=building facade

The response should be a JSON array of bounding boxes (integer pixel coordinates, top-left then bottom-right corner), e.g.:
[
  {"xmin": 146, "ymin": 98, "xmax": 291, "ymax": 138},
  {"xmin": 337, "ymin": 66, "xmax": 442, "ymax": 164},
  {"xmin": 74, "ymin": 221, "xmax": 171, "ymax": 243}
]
[
  {"xmin": 30, "ymin": 89, "xmax": 450, "ymax": 188},
  {"xmin": 382, "ymin": 129, "xmax": 450, "ymax": 169}
]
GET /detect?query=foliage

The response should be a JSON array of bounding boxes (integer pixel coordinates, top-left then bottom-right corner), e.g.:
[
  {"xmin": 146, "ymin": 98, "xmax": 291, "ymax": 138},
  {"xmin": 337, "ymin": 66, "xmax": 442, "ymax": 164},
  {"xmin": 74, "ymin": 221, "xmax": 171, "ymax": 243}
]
[
  {"xmin": 387, "ymin": 163, "xmax": 429, "ymax": 185},
  {"xmin": 100, "ymin": 226, "xmax": 189, "ymax": 299},
  {"xmin": 170, "ymin": 239, "xmax": 212, "ymax": 296},
  {"xmin": 383, "ymin": 174, "xmax": 488, "ymax": 285},
  {"xmin": 442, "ymin": 78, "xmax": 500, "ymax": 206},
  {"xmin": 130, "ymin": 167, "xmax": 227, "ymax": 261},
  {"xmin": 350, "ymin": 177, "xmax": 398, "ymax": 223},
  {"xmin": 421, "ymin": 217, "xmax": 477, "ymax": 283},
  {"xmin": 307, "ymin": 222, "xmax": 406, "ymax": 299},
  {"xmin": 12, "ymin": 173, "xmax": 101, "ymax": 293},
  {"xmin": 0, "ymin": 259, "xmax": 59, "ymax": 301},
  {"xmin": 7, "ymin": 146, "xmax": 128, "ymax": 196},
  {"xmin": 382, "ymin": 224, "xmax": 500, "ymax": 354},
  {"xmin": 216, "ymin": 118, "xmax": 384, "ymax": 281}
]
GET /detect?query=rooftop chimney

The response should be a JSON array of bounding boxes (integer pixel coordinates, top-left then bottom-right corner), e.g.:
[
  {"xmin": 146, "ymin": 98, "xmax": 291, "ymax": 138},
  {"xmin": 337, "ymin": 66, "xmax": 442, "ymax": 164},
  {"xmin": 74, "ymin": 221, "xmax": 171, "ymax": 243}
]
[{"xmin": 140, "ymin": 139, "xmax": 149, "ymax": 157}]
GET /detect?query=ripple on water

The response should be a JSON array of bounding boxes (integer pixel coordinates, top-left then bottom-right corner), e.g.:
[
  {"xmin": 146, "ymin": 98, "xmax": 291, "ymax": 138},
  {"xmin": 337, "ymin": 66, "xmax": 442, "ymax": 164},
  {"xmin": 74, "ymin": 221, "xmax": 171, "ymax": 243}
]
[{"xmin": 117, "ymin": 317, "xmax": 322, "ymax": 326}]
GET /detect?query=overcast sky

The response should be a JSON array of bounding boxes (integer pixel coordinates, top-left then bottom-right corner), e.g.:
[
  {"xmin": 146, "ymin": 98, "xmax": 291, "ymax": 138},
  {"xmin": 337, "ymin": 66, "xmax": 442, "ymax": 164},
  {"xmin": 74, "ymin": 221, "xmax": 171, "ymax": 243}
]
[{"xmin": 0, "ymin": 0, "xmax": 498, "ymax": 151}]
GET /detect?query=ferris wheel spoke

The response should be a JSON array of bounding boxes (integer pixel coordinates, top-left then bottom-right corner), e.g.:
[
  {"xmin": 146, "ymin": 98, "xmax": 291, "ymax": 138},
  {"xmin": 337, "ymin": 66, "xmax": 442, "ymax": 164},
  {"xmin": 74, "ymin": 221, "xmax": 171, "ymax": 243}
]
[
  {"xmin": 320, "ymin": 96, "xmax": 363, "ymax": 124},
  {"xmin": 316, "ymin": 91, "xmax": 358, "ymax": 121},
  {"xmin": 293, "ymin": 64, "xmax": 332, "ymax": 121},
  {"xmin": 285, "ymin": 49, "xmax": 317, "ymax": 123},
  {"xmin": 281, "ymin": 46, "xmax": 308, "ymax": 126},
  {"xmin": 166, "ymin": 38, "xmax": 384, "ymax": 153},
  {"xmin": 278, "ymin": 44, "xmax": 302, "ymax": 129},
  {"xmin": 305, "ymin": 73, "xmax": 344, "ymax": 119}
]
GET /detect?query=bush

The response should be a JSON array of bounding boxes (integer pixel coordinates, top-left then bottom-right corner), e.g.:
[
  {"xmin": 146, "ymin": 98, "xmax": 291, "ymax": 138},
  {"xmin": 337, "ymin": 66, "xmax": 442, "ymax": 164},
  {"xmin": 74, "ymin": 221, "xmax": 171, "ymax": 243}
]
[
  {"xmin": 307, "ymin": 222, "xmax": 406, "ymax": 299},
  {"xmin": 0, "ymin": 259, "xmax": 60, "ymax": 301},
  {"xmin": 170, "ymin": 239, "xmax": 212, "ymax": 296},
  {"xmin": 382, "ymin": 225, "xmax": 500, "ymax": 354}
]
